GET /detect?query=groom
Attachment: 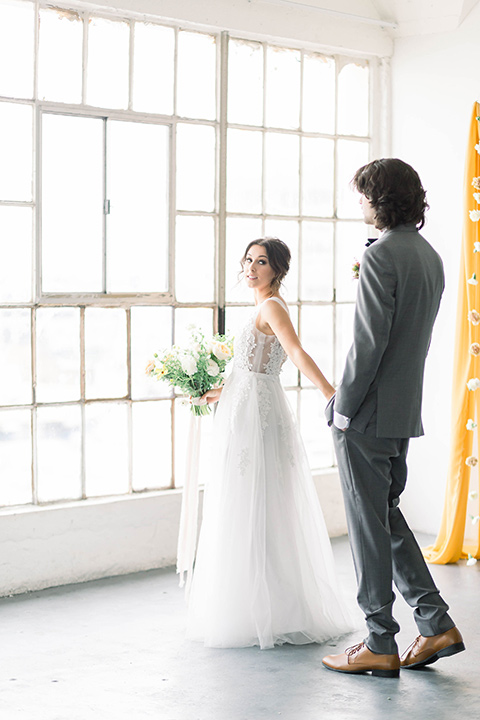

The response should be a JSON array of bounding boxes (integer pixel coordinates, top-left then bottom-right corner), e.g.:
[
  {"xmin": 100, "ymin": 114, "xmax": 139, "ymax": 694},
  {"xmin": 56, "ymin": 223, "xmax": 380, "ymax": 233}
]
[{"xmin": 323, "ymin": 158, "xmax": 464, "ymax": 678}]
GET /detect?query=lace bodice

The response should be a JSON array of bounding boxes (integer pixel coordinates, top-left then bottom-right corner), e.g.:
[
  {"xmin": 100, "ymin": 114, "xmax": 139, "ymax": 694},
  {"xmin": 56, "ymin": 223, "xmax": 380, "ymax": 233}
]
[{"xmin": 234, "ymin": 298, "xmax": 288, "ymax": 377}]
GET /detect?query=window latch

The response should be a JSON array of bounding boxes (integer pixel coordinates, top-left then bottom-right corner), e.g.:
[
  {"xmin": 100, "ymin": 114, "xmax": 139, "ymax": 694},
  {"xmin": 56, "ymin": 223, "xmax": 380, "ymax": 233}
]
[{"xmin": 104, "ymin": 199, "xmax": 111, "ymax": 215}]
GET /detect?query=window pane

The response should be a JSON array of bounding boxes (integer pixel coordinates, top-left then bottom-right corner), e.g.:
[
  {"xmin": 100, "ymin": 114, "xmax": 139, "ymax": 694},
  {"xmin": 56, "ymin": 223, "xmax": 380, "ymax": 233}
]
[
  {"xmin": 85, "ymin": 402, "xmax": 129, "ymax": 497},
  {"xmin": 36, "ymin": 405, "xmax": 82, "ymax": 503},
  {"xmin": 335, "ymin": 221, "xmax": 366, "ymax": 302},
  {"xmin": 131, "ymin": 306, "xmax": 173, "ymax": 400},
  {"xmin": 87, "ymin": 17, "xmax": 129, "ymax": 109},
  {"xmin": 228, "ymin": 38, "xmax": 263, "ymax": 126},
  {"xmin": 85, "ymin": 308, "xmax": 128, "ymax": 399},
  {"xmin": 0, "ymin": 309, "xmax": 32, "ymax": 405},
  {"xmin": 38, "ymin": 8, "xmax": 83, "ymax": 103},
  {"xmin": 300, "ymin": 390, "xmax": 334, "ymax": 469},
  {"xmin": 0, "ymin": 206, "xmax": 33, "ymax": 302},
  {"xmin": 302, "ymin": 53, "xmax": 335, "ymax": 134},
  {"xmin": 41, "ymin": 113, "xmax": 103, "ymax": 292},
  {"xmin": 133, "ymin": 23, "xmax": 174, "ymax": 115},
  {"xmin": 226, "ymin": 128, "xmax": 262, "ymax": 214},
  {"xmin": 338, "ymin": 62, "xmax": 369, "ymax": 137},
  {"xmin": 336, "ymin": 139, "xmax": 369, "ymax": 220},
  {"xmin": 225, "ymin": 217, "xmax": 263, "ymax": 303},
  {"xmin": 132, "ymin": 401, "xmax": 172, "ymax": 491},
  {"xmin": 175, "ymin": 216, "xmax": 215, "ymax": 303},
  {"xmin": 176, "ymin": 123, "xmax": 215, "ymax": 212},
  {"xmin": 281, "ymin": 305, "xmax": 298, "ymax": 388},
  {"xmin": 265, "ymin": 133, "xmax": 299, "ymax": 216},
  {"xmin": 177, "ymin": 31, "xmax": 216, "ymax": 120},
  {"xmin": 336, "ymin": 303, "xmax": 355, "ymax": 383},
  {"xmin": 264, "ymin": 218, "xmax": 299, "ymax": 302},
  {"xmin": 36, "ymin": 307, "xmax": 80, "ymax": 403},
  {"xmin": 174, "ymin": 308, "xmax": 214, "ymax": 346},
  {"xmin": 0, "ymin": 409, "xmax": 32, "ymax": 506},
  {"xmin": 300, "ymin": 305, "xmax": 333, "ymax": 387},
  {"xmin": 302, "ymin": 137, "xmax": 334, "ymax": 217},
  {"xmin": 0, "ymin": 0, "xmax": 34, "ymax": 99},
  {"xmin": 301, "ymin": 221, "xmax": 333, "ymax": 301},
  {"xmin": 266, "ymin": 46, "xmax": 300, "ymax": 130},
  {"xmin": 0, "ymin": 102, "xmax": 33, "ymax": 201},
  {"xmin": 174, "ymin": 398, "xmax": 214, "ymax": 488},
  {"xmin": 106, "ymin": 121, "xmax": 169, "ymax": 293}
]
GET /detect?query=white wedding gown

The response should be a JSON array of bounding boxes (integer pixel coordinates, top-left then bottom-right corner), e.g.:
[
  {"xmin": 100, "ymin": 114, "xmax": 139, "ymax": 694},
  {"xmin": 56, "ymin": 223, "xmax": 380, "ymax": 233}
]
[{"xmin": 186, "ymin": 297, "xmax": 355, "ymax": 649}]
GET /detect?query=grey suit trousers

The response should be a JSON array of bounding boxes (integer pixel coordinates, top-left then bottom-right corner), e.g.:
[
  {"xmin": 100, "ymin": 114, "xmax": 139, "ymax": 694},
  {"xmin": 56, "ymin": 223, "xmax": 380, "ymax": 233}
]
[{"xmin": 332, "ymin": 418, "xmax": 454, "ymax": 655}]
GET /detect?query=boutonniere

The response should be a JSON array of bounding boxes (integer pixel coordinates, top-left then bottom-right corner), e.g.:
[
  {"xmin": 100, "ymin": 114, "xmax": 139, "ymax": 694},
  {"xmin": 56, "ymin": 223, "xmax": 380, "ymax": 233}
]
[{"xmin": 352, "ymin": 259, "xmax": 360, "ymax": 280}]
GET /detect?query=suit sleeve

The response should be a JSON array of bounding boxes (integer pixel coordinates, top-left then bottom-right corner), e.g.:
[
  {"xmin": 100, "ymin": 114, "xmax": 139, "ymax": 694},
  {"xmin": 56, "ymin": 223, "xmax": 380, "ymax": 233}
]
[{"xmin": 334, "ymin": 244, "xmax": 396, "ymax": 420}]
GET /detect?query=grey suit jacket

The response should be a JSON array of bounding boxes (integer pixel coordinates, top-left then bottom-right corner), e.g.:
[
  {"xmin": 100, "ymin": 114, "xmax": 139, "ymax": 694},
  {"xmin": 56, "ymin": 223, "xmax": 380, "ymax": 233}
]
[{"xmin": 332, "ymin": 223, "xmax": 444, "ymax": 439}]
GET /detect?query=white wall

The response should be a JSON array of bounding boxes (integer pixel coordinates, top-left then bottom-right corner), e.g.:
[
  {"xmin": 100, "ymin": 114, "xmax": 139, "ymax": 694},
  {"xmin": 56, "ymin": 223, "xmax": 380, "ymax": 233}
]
[
  {"xmin": 391, "ymin": 5, "xmax": 480, "ymax": 532},
  {"xmin": 0, "ymin": 471, "xmax": 346, "ymax": 596}
]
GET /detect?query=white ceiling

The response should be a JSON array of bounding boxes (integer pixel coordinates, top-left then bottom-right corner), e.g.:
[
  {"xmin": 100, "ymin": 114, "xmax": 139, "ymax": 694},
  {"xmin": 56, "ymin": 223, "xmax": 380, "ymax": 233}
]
[{"xmin": 258, "ymin": 0, "xmax": 480, "ymax": 36}]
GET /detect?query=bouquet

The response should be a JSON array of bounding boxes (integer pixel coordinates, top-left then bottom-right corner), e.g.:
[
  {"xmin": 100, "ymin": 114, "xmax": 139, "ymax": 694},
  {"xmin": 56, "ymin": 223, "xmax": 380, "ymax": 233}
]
[{"xmin": 146, "ymin": 328, "xmax": 234, "ymax": 416}]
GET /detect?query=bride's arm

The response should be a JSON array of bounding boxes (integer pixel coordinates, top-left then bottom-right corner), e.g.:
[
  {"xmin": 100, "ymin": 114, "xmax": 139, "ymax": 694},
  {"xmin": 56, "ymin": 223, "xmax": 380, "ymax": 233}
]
[{"xmin": 260, "ymin": 302, "xmax": 335, "ymax": 400}]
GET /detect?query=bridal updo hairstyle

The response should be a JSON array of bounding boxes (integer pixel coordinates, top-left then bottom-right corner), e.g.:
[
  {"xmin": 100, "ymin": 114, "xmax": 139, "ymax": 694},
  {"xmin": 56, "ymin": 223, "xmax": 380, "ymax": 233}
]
[
  {"xmin": 241, "ymin": 237, "xmax": 291, "ymax": 294},
  {"xmin": 352, "ymin": 158, "xmax": 429, "ymax": 230}
]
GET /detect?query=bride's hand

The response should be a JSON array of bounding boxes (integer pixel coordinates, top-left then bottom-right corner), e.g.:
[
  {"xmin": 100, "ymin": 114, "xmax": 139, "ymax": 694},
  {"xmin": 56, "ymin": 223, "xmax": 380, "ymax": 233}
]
[{"xmin": 200, "ymin": 387, "xmax": 223, "ymax": 405}]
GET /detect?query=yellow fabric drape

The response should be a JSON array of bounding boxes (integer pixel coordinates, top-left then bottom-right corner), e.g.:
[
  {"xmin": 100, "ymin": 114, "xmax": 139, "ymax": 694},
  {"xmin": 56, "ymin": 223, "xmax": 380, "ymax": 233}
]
[{"xmin": 423, "ymin": 102, "xmax": 480, "ymax": 564}]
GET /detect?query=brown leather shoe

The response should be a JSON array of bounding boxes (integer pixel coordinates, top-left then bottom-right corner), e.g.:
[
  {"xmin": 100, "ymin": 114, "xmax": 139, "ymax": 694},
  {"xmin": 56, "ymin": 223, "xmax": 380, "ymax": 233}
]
[
  {"xmin": 322, "ymin": 642, "xmax": 400, "ymax": 678},
  {"xmin": 400, "ymin": 627, "xmax": 465, "ymax": 669}
]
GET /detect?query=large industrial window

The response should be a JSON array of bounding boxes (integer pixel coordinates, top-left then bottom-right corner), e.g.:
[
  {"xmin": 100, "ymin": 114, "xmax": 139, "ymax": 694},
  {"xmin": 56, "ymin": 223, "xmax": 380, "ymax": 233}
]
[{"xmin": 0, "ymin": 0, "xmax": 375, "ymax": 507}]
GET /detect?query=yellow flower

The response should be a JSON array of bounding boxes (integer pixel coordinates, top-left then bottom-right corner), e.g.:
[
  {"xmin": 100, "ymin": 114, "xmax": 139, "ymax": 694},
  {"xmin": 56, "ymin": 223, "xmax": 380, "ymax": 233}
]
[{"xmin": 145, "ymin": 360, "xmax": 155, "ymax": 375}]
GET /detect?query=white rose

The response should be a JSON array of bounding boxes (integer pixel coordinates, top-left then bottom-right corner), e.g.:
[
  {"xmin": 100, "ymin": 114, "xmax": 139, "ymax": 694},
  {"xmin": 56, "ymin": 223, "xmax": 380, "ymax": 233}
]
[
  {"xmin": 212, "ymin": 341, "xmax": 232, "ymax": 361},
  {"xmin": 474, "ymin": 193, "xmax": 480, "ymax": 203},
  {"xmin": 468, "ymin": 273, "xmax": 478, "ymax": 285},
  {"xmin": 469, "ymin": 210, "xmax": 480, "ymax": 222},
  {"xmin": 467, "ymin": 556, "xmax": 478, "ymax": 566},
  {"xmin": 467, "ymin": 378, "xmax": 480, "ymax": 391},
  {"xmin": 180, "ymin": 355, "xmax": 197, "ymax": 376},
  {"xmin": 475, "ymin": 242, "xmax": 480, "ymax": 253},
  {"xmin": 206, "ymin": 358, "xmax": 220, "ymax": 377},
  {"xmin": 466, "ymin": 419, "xmax": 477, "ymax": 430}
]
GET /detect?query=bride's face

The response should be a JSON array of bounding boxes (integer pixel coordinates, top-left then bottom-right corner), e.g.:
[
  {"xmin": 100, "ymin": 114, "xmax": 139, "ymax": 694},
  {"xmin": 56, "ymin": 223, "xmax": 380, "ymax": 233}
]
[{"xmin": 243, "ymin": 245, "xmax": 276, "ymax": 292}]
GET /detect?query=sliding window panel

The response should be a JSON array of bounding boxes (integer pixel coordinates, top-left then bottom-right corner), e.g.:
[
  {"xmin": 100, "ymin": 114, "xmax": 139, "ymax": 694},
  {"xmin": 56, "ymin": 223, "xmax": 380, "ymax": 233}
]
[
  {"xmin": 302, "ymin": 54, "xmax": 335, "ymax": 135},
  {"xmin": 176, "ymin": 123, "xmax": 216, "ymax": 212},
  {"xmin": 335, "ymin": 303, "xmax": 355, "ymax": 383},
  {"xmin": 175, "ymin": 216, "xmax": 215, "ymax": 303},
  {"xmin": 131, "ymin": 306, "xmax": 173, "ymax": 400},
  {"xmin": 0, "ymin": 102, "xmax": 33, "ymax": 201},
  {"xmin": 38, "ymin": 8, "xmax": 83, "ymax": 104},
  {"xmin": 0, "ymin": 408, "xmax": 32, "ymax": 507},
  {"xmin": 265, "ymin": 133, "xmax": 300, "ymax": 217},
  {"xmin": 85, "ymin": 308, "xmax": 128, "ymax": 399},
  {"xmin": 177, "ymin": 31, "xmax": 217, "ymax": 121},
  {"xmin": 265, "ymin": 46, "xmax": 300, "ymax": 130},
  {"xmin": 301, "ymin": 137, "xmax": 334, "ymax": 218},
  {"xmin": 300, "ymin": 221, "xmax": 334, "ymax": 302},
  {"xmin": 174, "ymin": 308, "xmax": 214, "ymax": 347},
  {"xmin": 36, "ymin": 307, "xmax": 80, "ymax": 403},
  {"xmin": 226, "ymin": 129, "xmax": 263, "ymax": 215},
  {"xmin": 336, "ymin": 139, "xmax": 369, "ymax": 220},
  {"xmin": 338, "ymin": 62, "xmax": 369, "ymax": 137},
  {"xmin": 0, "ymin": 309, "xmax": 32, "ymax": 406},
  {"xmin": 106, "ymin": 121, "xmax": 169, "ymax": 293},
  {"xmin": 132, "ymin": 400, "xmax": 172, "ymax": 491},
  {"xmin": 335, "ymin": 221, "xmax": 366, "ymax": 303},
  {"xmin": 85, "ymin": 402, "xmax": 129, "ymax": 497},
  {"xmin": 225, "ymin": 217, "xmax": 263, "ymax": 303},
  {"xmin": 41, "ymin": 113, "xmax": 103, "ymax": 293},
  {"xmin": 132, "ymin": 22, "xmax": 174, "ymax": 115},
  {"xmin": 36, "ymin": 404, "xmax": 82, "ymax": 503},
  {"xmin": 0, "ymin": 206, "xmax": 33, "ymax": 303},
  {"xmin": 300, "ymin": 305, "xmax": 333, "ymax": 388},
  {"xmin": 300, "ymin": 389, "xmax": 335, "ymax": 469},
  {"xmin": 228, "ymin": 38, "xmax": 263, "ymax": 127},
  {"xmin": 0, "ymin": 0, "xmax": 34, "ymax": 99},
  {"xmin": 86, "ymin": 17, "xmax": 129, "ymax": 110}
]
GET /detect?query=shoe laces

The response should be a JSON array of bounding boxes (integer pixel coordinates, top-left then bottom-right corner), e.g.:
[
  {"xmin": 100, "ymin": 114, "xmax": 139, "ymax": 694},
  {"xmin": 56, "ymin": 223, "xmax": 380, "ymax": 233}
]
[{"xmin": 345, "ymin": 642, "xmax": 365, "ymax": 657}]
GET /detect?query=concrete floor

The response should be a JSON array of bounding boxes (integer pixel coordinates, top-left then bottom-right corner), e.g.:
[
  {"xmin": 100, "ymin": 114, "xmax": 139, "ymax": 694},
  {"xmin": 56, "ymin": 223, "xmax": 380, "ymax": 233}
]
[{"xmin": 1, "ymin": 534, "xmax": 478, "ymax": 720}]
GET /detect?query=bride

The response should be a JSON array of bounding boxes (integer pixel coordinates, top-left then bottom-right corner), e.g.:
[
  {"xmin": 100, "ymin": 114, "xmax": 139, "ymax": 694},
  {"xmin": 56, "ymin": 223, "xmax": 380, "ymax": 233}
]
[{"xmin": 186, "ymin": 237, "xmax": 355, "ymax": 649}]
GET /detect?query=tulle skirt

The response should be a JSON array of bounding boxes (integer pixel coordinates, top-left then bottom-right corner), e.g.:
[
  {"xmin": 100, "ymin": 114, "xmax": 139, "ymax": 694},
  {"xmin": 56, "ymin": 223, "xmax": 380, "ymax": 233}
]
[{"xmin": 186, "ymin": 367, "xmax": 355, "ymax": 649}]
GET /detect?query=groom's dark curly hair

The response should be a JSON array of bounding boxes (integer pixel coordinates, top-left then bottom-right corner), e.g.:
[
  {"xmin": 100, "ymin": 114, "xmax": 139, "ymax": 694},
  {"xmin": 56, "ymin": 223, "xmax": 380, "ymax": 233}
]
[{"xmin": 352, "ymin": 158, "xmax": 429, "ymax": 230}]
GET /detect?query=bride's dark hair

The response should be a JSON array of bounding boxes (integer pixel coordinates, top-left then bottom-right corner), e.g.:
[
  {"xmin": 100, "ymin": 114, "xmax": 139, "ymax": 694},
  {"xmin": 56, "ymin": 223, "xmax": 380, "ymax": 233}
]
[{"xmin": 240, "ymin": 237, "xmax": 291, "ymax": 293}]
